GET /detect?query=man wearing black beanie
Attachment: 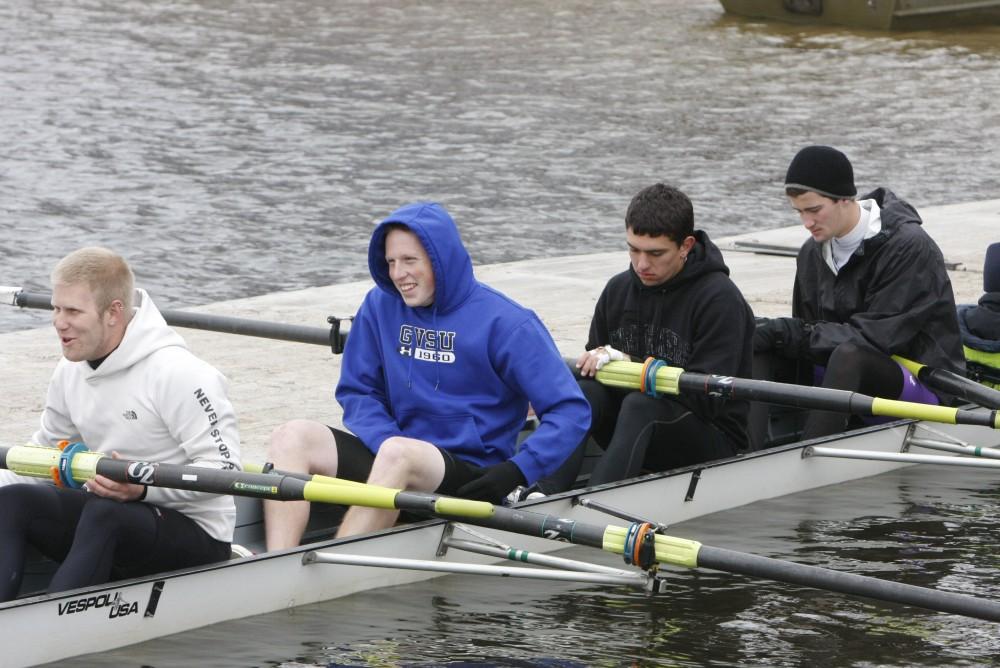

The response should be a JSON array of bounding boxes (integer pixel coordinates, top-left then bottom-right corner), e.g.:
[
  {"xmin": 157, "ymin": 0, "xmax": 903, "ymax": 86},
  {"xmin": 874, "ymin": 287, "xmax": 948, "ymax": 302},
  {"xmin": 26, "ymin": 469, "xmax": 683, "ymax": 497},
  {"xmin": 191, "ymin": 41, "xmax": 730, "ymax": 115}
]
[{"xmin": 753, "ymin": 145, "xmax": 964, "ymax": 440}]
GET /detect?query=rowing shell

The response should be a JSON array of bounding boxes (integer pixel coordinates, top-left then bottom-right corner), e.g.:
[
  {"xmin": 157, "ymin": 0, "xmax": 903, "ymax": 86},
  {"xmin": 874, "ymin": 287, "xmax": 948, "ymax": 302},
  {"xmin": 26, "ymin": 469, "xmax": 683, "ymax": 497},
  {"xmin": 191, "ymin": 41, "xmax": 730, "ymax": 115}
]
[{"xmin": 0, "ymin": 415, "xmax": 997, "ymax": 667}]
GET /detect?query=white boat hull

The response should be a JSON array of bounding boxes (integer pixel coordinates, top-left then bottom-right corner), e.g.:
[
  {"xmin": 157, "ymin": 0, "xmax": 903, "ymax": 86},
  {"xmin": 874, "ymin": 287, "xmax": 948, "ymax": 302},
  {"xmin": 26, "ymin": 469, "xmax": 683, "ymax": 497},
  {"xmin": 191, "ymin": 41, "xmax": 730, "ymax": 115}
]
[{"xmin": 1, "ymin": 417, "xmax": 994, "ymax": 667}]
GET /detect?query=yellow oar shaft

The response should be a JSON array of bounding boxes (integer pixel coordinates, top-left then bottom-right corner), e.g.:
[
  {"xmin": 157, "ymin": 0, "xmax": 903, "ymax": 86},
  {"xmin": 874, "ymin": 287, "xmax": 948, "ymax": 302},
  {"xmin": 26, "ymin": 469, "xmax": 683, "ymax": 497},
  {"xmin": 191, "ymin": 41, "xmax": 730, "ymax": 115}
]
[
  {"xmin": 303, "ymin": 479, "xmax": 398, "ymax": 508},
  {"xmin": 303, "ymin": 479, "xmax": 495, "ymax": 518},
  {"xmin": 870, "ymin": 398, "xmax": 958, "ymax": 423}
]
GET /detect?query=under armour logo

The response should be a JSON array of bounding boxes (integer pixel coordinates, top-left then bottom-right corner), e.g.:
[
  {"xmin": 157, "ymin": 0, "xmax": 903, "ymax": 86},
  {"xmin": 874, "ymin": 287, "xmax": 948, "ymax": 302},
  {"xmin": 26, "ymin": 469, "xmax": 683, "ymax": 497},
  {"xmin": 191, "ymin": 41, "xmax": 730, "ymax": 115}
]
[
  {"xmin": 399, "ymin": 346, "xmax": 412, "ymax": 356},
  {"xmin": 123, "ymin": 410, "xmax": 138, "ymax": 421}
]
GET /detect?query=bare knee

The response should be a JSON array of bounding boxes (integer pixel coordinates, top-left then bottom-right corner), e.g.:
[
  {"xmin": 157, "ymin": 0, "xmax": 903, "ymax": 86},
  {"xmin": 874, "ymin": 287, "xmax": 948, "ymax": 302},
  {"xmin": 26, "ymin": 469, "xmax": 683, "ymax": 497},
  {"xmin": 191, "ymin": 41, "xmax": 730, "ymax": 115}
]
[
  {"xmin": 370, "ymin": 438, "xmax": 412, "ymax": 474},
  {"xmin": 367, "ymin": 438, "xmax": 439, "ymax": 489},
  {"xmin": 267, "ymin": 419, "xmax": 312, "ymax": 459},
  {"xmin": 266, "ymin": 419, "xmax": 336, "ymax": 474},
  {"xmin": 369, "ymin": 438, "xmax": 427, "ymax": 487}
]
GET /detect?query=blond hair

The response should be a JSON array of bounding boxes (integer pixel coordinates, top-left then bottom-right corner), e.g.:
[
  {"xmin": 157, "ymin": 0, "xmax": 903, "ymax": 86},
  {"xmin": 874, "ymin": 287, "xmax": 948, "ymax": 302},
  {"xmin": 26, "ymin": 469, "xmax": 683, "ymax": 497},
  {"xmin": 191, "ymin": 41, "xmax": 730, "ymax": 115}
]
[{"xmin": 51, "ymin": 247, "xmax": 135, "ymax": 313}]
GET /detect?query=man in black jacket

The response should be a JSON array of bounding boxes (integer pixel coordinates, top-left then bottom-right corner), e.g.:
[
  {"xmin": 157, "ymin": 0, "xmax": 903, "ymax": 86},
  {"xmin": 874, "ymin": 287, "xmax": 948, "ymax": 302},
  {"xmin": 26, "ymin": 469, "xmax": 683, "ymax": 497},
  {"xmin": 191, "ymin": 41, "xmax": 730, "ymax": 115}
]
[
  {"xmin": 754, "ymin": 145, "xmax": 964, "ymax": 440},
  {"xmin": 537, "ymin": 183, "xmax": 754, "ymax": 491}
]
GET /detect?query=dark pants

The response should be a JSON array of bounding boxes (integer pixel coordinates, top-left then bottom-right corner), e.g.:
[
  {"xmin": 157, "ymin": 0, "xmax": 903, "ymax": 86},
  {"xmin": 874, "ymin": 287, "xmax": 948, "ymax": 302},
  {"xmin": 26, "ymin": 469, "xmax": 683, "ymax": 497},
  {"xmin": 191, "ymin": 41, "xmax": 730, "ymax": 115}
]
[
  {"xmin": 0, "ymin": 484, "xmax": 230, "ymax": 602},
  {"xmin": 538, "ymin": 378, "xmax": 737, "ymax": 491},
  {"xmin": 753, "ymin": 341, "xmax": 936, "ymax": 442},
  {"xmin": 800, "ymin": 342, "xmax": 910, "ymax": 440}
]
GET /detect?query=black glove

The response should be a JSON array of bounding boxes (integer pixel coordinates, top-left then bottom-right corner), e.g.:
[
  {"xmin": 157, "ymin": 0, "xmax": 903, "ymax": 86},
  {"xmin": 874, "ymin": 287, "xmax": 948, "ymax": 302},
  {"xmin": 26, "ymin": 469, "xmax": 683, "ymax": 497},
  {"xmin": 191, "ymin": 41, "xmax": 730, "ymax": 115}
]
[
  {"xmin": 753, "ymin": 317, "xmax": 811, "ymax": 358},
  {"xmin": 456, "ymin": 461, "xmax": 527, "ymax": 503}
]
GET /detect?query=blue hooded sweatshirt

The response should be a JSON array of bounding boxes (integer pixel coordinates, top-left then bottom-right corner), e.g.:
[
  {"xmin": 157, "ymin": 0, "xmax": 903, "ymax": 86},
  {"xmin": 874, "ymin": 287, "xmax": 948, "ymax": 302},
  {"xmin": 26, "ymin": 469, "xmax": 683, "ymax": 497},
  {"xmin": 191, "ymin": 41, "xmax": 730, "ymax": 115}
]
[{"xmin": 335, "ymin": 202, "xmax": 590, "ymax": 485}]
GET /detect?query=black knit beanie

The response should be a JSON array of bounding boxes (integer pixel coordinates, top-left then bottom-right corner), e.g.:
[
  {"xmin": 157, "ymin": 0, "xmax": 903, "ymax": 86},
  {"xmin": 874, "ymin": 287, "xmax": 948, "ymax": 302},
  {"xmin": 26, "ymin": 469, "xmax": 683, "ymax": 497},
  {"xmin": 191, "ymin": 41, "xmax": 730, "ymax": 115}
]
[
  {"xmin": 785, "ymin": 145, "xmax": 857, "ymax": 199},
  {"xmin": 985, "ymin": 242, "xmax": 1000, "ymax": 293}
]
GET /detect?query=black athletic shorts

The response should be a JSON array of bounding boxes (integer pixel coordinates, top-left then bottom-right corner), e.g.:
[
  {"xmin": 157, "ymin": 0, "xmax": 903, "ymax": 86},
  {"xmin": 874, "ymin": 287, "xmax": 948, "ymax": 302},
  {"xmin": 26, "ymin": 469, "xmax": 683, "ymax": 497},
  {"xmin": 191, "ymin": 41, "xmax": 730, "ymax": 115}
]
[{"xmin": 328, "ymin": 427, "xmax": 485, "ymax": 495}]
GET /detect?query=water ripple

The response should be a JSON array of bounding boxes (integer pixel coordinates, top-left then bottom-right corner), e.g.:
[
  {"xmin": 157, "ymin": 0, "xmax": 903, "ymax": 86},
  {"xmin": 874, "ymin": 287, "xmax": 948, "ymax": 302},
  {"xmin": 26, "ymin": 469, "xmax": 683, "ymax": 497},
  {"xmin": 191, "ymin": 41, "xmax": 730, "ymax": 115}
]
[{"xmin": 3, "ymin": 1, "xmax": 999, "ymax": 332}]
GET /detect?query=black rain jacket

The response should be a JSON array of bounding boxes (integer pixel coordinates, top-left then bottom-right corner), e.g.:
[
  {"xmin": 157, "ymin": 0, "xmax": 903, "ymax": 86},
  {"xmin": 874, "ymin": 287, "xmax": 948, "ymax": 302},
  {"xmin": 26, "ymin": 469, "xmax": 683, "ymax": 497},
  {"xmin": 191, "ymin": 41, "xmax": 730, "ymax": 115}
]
[{"xmin": 792, "ymin": 188, "xmax": 964, "ymax": 375}]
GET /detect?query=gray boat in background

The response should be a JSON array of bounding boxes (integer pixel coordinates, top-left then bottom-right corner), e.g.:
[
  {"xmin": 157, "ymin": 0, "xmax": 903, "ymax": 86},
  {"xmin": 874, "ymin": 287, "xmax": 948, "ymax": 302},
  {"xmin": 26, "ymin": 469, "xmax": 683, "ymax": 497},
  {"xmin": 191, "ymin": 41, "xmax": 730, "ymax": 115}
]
[{"xmin": 720, "ymin": 0, "xmax": 1000, "ymax": 29}]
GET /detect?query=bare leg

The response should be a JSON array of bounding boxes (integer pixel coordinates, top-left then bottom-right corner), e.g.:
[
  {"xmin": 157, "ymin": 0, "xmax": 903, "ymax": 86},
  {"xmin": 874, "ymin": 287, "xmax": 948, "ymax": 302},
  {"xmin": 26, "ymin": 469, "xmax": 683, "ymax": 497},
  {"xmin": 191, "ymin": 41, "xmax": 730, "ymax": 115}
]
[
  {"xmin": 336, "ymin": 437, "xmax": 446, "ymax": 538},
  {"xmin": 263, "ymin": 420, "xmax": 339, "ymax": 551}
]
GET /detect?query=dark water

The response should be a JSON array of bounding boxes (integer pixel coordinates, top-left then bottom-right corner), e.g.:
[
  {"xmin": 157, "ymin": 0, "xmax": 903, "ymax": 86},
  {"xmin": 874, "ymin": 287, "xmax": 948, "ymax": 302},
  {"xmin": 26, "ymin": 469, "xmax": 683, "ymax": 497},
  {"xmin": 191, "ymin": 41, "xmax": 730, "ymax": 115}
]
[
  {"xmin": 7, "ymin": 3, "xmax": 1000, "ymax": 663},
  {"xmin": 3, "ymin": 0, "xmax": 1000, "ymax": 333},
  {"xmin": 64, "ymin": 464, "xmax": 1000, "ymax": 667}
]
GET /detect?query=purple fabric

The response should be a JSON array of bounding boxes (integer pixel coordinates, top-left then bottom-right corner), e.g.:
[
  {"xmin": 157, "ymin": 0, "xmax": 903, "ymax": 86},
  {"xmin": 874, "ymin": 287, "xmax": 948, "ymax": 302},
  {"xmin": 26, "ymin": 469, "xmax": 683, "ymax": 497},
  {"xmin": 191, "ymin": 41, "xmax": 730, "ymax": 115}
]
[
  {"xmin": 813, "ymin": 362, "xmax": 938, "ymax": 426},
  {"xmin": 896, "ymin": 363, "xmax": 941, "ymax": 405}
]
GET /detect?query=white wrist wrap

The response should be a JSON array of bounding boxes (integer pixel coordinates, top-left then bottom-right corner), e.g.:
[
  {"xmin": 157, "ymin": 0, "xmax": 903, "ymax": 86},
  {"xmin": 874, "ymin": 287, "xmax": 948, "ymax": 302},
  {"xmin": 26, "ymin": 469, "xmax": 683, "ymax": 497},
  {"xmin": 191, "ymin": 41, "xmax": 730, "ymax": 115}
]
[{"xmin": 593, "ymin": 344, "xmax": 625, "ymax": 370}]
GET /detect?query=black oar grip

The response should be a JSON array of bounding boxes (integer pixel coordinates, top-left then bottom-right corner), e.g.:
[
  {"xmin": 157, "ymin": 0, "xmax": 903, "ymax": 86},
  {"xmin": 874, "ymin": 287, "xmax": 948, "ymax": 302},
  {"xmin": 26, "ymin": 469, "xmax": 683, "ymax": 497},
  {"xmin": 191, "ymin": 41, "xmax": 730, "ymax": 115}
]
[
  {"xmin": 93, "ymin": 458, "xmax": 309, "ymax": 501},
  {"xmin": 677, "ymin": 373, "xmax": 874, "ymax": 415}
]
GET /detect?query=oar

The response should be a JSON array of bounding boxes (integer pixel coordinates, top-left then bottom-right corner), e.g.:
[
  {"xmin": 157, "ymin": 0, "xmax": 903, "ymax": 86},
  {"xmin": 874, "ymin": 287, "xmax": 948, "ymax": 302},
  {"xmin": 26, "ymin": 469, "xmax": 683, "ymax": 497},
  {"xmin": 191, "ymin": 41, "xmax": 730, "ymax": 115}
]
[
  {"xmin": 584, "ymin": 359, "xmax": 1000, "ymax": 430},
  {"xmin": 4, "ymin": 444, "xmax": 1000, "ymax": 623},
  {"xmin": 0, "ymin": 443, "xmax": 493, "ymax": 519},
  {"xmin": 2, "ymin": 286, "xmax": 346, "ymax": 351},
  {"xmin": 893, "ymin": 355, "xmax": 1000, "ymax": 410}
]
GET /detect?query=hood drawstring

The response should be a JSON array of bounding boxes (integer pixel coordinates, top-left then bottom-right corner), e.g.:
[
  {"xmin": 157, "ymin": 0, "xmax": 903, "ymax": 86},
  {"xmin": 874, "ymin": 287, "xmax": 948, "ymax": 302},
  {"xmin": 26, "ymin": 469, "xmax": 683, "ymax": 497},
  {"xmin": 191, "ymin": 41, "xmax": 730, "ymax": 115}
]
[
  {"xmin": 432, "ymin": 307, "xmax": 441, "ymax": 391},
  {"xmin": 403, "ymin": 308, "xmax": 441, "ymax": 391}
]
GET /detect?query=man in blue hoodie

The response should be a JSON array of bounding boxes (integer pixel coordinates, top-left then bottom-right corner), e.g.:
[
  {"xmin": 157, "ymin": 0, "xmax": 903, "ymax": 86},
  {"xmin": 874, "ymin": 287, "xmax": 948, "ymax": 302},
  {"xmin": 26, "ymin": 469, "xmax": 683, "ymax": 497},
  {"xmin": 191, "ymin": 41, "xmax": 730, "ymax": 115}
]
[{"xmin": 263, "ymin": 203, "xmax": 589, "ymax": 548}]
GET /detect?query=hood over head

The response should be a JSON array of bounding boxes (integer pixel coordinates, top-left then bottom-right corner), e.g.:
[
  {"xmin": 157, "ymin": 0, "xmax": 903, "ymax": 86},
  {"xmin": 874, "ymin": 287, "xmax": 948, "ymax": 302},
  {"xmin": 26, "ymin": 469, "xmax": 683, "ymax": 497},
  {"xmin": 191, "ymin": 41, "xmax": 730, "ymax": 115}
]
[{"xmin": 368, "ymin": 202, "xmax": 475, "ymax": 314}]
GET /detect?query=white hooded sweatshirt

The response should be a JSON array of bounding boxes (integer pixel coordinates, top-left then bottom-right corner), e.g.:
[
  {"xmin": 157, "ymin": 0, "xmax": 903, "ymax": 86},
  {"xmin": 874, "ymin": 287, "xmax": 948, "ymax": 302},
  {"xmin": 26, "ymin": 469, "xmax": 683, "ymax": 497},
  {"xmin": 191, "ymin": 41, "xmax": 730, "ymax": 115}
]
[{"xmin": 29, "ymin": 289, "xmax": 240, "ymax": 542}]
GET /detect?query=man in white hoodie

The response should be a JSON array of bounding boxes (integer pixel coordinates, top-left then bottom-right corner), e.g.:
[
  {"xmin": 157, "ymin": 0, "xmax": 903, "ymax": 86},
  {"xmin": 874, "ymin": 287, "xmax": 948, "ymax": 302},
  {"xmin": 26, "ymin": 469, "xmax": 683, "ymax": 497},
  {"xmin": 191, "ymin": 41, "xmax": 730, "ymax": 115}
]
[{"xmin": 0, "ymin": 247, "xmax": 241, "ymax": 601}]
